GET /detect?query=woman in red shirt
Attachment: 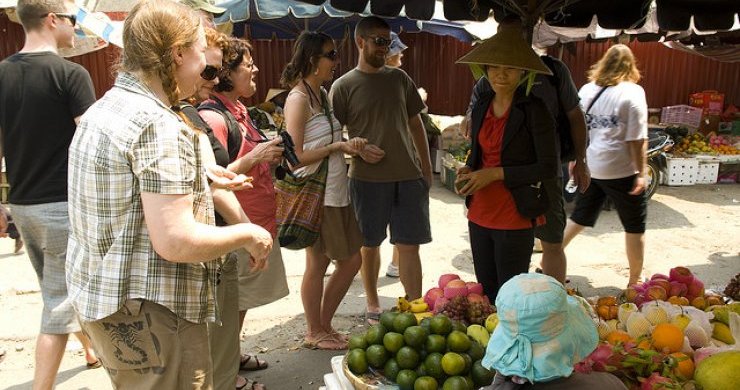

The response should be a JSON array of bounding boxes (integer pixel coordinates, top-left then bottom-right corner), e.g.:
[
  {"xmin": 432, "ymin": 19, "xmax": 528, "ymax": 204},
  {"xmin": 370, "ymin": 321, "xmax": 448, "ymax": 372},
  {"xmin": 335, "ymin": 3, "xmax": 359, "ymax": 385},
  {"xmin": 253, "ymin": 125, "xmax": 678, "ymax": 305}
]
[{"xmin": 455, "ymin": 28, "xmax": 558, "ymax": 302}]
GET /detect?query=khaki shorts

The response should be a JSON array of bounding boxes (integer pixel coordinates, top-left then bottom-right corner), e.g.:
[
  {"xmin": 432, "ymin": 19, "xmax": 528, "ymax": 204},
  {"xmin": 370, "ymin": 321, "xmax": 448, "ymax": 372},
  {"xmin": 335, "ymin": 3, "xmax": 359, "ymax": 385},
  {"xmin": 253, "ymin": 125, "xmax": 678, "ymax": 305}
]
[
  {"xmin": 80, "ymin": 299, "xmax": 212, "ymax": 390},
  {"xmin": 208, "ymin": 254, "xmax": 239, "ymax": 390},
  {"xmin": 311, "ymin": 205, "xmax": 363, "ymax": 260},
  {"xmin": 236, "ymin": 243, "xmax": 289, "ymax": 311}
]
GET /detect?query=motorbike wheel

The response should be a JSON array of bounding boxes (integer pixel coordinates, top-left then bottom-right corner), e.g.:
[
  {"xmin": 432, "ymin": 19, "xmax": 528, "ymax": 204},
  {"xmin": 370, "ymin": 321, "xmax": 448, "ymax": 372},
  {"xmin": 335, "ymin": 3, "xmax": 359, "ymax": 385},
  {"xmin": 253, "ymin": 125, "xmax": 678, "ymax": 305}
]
[{"xmin": 645, "ymin": 160, "xmax": 660, "ymax": 199}]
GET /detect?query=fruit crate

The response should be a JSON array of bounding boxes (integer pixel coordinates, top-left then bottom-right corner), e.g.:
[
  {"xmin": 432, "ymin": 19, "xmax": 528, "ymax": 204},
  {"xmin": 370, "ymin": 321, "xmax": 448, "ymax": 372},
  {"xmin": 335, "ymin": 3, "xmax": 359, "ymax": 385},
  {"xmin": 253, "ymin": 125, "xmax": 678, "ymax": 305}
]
[
  {"xmin": 695, "ymin": 156, "xmax": 720, "ymax": 184},
  {"xmin": 665, "ymin": 156, "xmax": 698, "ymax": 186},
  {"xmin": 661, "ymin": 105, "xmax": 703, "ymax": 130}
]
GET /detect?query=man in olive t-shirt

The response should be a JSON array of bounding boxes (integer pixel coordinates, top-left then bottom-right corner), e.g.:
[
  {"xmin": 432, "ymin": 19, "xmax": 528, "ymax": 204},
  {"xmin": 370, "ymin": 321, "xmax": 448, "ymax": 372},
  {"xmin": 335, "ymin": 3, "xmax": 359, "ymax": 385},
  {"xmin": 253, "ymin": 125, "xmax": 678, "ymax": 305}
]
[{"xmin": 330, "ymin": 16, "xmax": 433, "ymax": 320}]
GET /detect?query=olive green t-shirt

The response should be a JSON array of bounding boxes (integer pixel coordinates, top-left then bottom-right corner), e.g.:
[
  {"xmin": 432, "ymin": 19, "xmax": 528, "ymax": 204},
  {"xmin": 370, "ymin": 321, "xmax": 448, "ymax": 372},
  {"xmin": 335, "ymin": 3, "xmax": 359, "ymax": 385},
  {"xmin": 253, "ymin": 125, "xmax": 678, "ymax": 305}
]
[{"xmin": 330, "ymin": 67, "xmax": 426, "ymax": 182}]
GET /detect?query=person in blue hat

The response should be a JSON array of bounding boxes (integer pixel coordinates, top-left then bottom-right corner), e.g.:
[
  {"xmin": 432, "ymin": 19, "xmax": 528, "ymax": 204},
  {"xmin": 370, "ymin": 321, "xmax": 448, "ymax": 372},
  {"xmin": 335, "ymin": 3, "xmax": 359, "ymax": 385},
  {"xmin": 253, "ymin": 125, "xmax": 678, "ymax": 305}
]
[{"xmin": 482, "ymin": 273, "xmax": 626, "ymax": 389}]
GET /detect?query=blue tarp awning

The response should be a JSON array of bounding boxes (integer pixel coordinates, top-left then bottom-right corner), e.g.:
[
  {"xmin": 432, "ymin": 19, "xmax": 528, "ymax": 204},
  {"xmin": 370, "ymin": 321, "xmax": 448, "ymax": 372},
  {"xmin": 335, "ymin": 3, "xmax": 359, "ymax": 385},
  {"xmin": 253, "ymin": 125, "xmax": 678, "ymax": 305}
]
[{"xmin": 214, "ymin": 0, "xmax": 474, "ymax": 41}]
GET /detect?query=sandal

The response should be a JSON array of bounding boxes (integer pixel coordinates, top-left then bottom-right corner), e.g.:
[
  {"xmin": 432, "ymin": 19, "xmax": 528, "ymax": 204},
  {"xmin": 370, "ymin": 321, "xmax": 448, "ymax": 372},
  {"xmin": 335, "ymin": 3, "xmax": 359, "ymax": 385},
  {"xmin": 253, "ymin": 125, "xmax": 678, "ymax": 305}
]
[
  {"xmin": 86, "ymin": 360, "xmax": 102, "ymax": 369},
  {"xmin": 237, "ymin": 376, "xmax": 266, "ymax": 390},
  {"xmin": 365, "ymin": 310, "xmax": 381, "ymax": 325},
  {"xmin": 239, "ymin": 354, "xmax": 268, "ymax": 371},
  {"xmin": 302, "ymin": 333, "xmax": 348, "ymax": 350},
  {"xmin": 329, "ymin": 329, "xmax": 349, "ymax": 343}
]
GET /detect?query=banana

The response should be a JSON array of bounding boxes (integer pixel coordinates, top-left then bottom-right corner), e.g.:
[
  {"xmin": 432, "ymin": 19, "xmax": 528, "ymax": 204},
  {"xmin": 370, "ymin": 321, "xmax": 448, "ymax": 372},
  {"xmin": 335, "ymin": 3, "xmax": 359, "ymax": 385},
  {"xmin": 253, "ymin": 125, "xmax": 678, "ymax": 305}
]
[
  {"xmin": 414, "ymin": 311, "xmax": 433, "ymax": 323},
  {"xmin": 397, "ymin": 296, "xmax": 411, "ymax": 312},
  {"xmin": 409, "ymin": 298, "xmax": 429, "ymax": 313}
]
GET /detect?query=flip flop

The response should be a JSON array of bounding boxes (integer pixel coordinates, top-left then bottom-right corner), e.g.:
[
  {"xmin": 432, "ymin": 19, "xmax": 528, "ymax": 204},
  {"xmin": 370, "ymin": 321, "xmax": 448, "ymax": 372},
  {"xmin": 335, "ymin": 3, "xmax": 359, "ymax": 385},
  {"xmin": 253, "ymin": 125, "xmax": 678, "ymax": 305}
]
[
  {"xmin": 365, "ymin": 310, "xmax": 381, "ymax": 325},
  {"xmin": 239, "ymin": 354, "xmax": 268, "ymax": 371},
  {"xmin": 86, "ymin": 360, "xmax": 102, "ymax": 369},
  {"xmin": 302, "ymin": 333, "xmax": 348, "ymax": 350}
]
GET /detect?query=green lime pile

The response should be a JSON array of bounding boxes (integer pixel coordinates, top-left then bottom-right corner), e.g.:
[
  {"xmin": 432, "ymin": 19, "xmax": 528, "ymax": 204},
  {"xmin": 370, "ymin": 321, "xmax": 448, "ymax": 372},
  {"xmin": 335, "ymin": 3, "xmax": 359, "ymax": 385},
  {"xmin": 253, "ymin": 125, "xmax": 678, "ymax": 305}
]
[{"xmin": 346, "ymin": 313, "xmax": 495, "ymax": 390}]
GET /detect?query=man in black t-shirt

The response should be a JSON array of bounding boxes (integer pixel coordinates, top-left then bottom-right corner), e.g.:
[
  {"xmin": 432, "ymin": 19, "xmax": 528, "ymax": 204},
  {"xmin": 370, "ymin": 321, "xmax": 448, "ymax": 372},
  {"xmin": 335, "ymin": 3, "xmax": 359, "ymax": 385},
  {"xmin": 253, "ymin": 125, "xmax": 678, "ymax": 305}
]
[{"xmin": 0, "ymin": 1, "xmax": 97, "ymax": 387}]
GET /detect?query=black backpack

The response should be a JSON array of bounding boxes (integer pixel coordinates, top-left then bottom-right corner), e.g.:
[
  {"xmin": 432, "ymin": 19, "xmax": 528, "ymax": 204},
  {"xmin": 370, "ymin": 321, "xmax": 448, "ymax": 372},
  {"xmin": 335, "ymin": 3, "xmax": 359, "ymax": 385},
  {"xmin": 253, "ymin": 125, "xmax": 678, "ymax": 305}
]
[
  {"xmin": 540, "ymin": 56, "xmax": 575, "ymax": 162},
  {"xmin": 197, "ymin": 97, "xmax": 243, "ymax": 163}
]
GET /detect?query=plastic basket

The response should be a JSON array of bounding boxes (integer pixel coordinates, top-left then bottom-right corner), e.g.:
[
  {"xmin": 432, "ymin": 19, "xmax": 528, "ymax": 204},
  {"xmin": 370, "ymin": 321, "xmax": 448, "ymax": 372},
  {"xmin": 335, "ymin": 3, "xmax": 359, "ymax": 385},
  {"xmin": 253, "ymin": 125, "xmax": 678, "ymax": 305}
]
[
  {"xmin": 695, "ymin": 156, "xmax": 720, "ymax": 184},
  {"xmin": 665, "ymin": 156, "xmax": 698, "ymax": 186},
  {"xmin": 661, "ymin": 105, "xmax": 703, "ymax": 130}
]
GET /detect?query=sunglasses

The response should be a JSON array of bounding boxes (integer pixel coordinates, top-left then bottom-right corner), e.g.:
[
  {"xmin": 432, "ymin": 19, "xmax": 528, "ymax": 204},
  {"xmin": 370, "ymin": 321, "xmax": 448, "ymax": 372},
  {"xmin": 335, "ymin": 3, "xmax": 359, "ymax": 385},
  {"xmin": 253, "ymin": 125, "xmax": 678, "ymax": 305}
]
[
  {"xmin": 320, "ymin": 50, "xmax": 339, "ymax": 61},
  {"xmin": 200, "ymin": 65, "xmax": 220, "ymax": 81},
  {"xmin": 365, "ymin": 36, "xmax": 391, "ymax": 47},
  {"xmin": 41, "ymin": 13, "xmax": 76, "ymax": 27}
]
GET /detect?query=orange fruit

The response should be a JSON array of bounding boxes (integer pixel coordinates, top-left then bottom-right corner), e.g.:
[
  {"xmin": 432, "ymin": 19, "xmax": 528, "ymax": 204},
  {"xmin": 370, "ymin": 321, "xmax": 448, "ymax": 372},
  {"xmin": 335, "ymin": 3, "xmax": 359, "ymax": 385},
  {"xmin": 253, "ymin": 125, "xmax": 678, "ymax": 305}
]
[
  {"xmin": 636, "ymin": 338, "xmax": 652, "ymax": 350},
  {"xmin": 606, "ymin": 330, "xmax": 632, "ymax": 346},
  {"xmin": 670, "ymin": 352, "xmax": 695, "ymax": 379},
  {"xmin": 651, "ymin": 323, "xmax": 684, "ymax": 353}
]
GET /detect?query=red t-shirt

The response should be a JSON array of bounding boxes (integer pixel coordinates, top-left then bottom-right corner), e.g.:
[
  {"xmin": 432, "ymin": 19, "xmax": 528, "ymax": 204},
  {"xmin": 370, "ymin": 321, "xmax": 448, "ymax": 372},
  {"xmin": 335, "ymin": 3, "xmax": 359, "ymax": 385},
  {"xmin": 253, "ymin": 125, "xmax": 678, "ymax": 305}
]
[
  {"xmin": 200, "ymin": 93, "xmax": 277, "ymax": 237},
  {"xmin": 467, "ymin": 105, "xmax": 542, "ymax": 230}
]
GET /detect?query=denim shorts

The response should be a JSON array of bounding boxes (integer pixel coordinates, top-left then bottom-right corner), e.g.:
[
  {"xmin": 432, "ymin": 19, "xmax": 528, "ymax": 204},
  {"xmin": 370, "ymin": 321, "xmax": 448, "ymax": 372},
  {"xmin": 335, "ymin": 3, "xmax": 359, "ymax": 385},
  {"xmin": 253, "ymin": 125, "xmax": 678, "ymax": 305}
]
[
  {"xmin": 11, "ymin": 202, "xmax": 79, "ymax": 334},
  {"xmin": 349, "ymin": 178, "xmax": 432, "ymax": 247}
]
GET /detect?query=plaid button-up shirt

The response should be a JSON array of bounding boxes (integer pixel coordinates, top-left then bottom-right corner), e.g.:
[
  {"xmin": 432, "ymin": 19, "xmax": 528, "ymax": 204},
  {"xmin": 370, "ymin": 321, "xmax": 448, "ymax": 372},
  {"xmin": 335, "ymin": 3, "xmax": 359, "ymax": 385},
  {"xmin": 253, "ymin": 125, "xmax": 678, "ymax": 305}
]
[{"xmin": 67, "ymin": 72, "xmax": 219, "ymax": 323}]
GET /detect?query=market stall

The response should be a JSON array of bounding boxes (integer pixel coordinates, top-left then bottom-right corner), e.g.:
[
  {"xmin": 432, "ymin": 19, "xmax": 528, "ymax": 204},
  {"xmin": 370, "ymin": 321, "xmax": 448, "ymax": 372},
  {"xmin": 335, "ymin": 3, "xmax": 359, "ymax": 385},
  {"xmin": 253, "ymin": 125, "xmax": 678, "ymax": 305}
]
[{"xmin": 323, "ymin": 269, "xmax": 740, "ymax": 390}]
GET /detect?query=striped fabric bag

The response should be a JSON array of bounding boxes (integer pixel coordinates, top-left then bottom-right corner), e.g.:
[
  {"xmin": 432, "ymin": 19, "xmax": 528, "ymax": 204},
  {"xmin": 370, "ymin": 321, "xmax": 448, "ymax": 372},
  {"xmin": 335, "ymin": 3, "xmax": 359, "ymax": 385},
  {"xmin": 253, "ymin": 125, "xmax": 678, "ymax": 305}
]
[{"xmin": 274, "ymin": 158, "xmax": 329, "ymax": 249}]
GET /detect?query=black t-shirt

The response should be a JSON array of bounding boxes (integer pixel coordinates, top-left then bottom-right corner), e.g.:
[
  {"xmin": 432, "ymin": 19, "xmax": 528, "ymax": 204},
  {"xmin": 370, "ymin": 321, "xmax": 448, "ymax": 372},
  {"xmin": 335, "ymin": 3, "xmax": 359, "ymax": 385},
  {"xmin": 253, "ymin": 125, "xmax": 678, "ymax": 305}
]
[{"xmin": 0, "ymin": 52, "xmax": 95, "ymax": 204}]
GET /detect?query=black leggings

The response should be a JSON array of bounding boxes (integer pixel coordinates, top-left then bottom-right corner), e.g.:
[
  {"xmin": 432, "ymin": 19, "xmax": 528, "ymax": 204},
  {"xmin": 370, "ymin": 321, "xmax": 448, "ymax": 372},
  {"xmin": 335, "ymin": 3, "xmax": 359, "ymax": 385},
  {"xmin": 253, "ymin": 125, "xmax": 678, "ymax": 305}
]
[{"xmin": 468, "ymin": 221, "xmax": 534, "ymax": 303}]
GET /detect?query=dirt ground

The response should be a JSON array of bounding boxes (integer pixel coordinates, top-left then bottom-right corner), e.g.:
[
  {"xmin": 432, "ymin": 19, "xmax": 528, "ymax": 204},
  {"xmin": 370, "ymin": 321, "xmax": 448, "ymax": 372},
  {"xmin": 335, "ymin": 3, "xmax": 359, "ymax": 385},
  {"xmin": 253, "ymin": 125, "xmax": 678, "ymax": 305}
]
[{"xmin": 0, "ymin": 180, "xmax": 738, "ymax": 389}]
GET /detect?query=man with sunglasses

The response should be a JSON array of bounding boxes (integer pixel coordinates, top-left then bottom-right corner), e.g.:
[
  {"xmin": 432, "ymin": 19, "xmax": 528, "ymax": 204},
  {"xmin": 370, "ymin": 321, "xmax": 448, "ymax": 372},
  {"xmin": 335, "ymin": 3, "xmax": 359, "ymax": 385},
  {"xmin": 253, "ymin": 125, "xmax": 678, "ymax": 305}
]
[
  {"xmin": 330, "ymin": 16, "xmax": 433, "ymax": 323},
  {"xmin": 0, "ymin": 1, "xmax": 97, "ymax": 389}
]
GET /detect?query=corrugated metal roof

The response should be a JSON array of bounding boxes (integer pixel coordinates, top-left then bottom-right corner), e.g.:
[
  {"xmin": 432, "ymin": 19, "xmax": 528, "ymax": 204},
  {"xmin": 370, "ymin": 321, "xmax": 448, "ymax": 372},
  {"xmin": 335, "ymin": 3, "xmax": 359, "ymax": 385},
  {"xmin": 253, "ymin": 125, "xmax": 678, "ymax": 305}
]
[{"xmin": 558, "ymin": 40, "xmax": 740, "ymax": 109}]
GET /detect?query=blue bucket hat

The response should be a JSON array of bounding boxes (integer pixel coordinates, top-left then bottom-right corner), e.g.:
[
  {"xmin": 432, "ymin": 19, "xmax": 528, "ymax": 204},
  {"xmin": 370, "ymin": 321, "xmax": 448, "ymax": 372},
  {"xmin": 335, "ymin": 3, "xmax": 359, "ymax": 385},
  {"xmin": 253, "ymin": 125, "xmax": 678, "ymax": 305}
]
[
  {"xmin": 388, "ymin": 32, "xmax": 408, "ymax": 57},
  {"xmin": 482, "ymin": 273, "xmax": 598, "ymax": 383}
]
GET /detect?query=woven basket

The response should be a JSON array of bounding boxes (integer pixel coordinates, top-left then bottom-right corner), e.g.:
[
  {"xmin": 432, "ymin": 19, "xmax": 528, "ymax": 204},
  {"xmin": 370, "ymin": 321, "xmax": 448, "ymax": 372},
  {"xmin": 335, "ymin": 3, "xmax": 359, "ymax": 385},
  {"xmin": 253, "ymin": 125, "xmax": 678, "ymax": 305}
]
[{"xmin": 342, "ymin": 355, "xmax": 385, "ymax": 390}]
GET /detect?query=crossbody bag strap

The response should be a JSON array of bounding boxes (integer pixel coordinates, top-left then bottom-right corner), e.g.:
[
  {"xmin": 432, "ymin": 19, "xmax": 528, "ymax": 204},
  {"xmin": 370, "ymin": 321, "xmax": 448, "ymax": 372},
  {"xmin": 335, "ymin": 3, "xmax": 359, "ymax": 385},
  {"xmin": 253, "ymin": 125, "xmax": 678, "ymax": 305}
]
[{"xmin": 587, "ymin": 86, "xmax": 609, "ymax": 114}]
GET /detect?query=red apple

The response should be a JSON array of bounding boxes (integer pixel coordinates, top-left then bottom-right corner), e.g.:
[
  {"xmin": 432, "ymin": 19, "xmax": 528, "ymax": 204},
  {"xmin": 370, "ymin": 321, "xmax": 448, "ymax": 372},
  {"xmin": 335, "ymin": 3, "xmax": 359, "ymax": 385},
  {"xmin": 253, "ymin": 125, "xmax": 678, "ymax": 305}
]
[
  {"xmin": 438, "ymin": 274, "xmax": 461, "ymax": 289},
  {"xmin": 668, "ymin": 281, "xmax": 688, "ymax": 297},
  {"xmin": 686, "ymin": 277, "xmax": 705, "ymax": 300},
  {"xmin": 668, "ymin": 266, "xmax": 694, "ymax": 285},
  {"xmin": 465, "ymin": 282, "xmax": 484, "ymax": 295},
  {"xmin": 651, "ymin": 273, "xmax": 670, "ymax": 281},
  {"xmin": 433, "ymin": 296, "xmax": 449, "ymax": 314},
  {"xmin": 424, "ymin": 288, "xmax": 445, "ymax": 311},
  {"xmin": 443, "ymin": 280, "xmax": 469, "ymax": 298}
]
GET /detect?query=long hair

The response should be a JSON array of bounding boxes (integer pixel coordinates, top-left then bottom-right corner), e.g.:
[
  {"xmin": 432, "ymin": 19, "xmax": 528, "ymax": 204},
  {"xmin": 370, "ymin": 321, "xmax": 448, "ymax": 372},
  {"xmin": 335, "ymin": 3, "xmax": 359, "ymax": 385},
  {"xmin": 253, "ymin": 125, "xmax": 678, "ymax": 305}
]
[
  {"xmin": 280, "ymin": 31, "xmax": 333, "ymax": 88},
  {"xmin": 588, "ymin": 44, "xmax": 641, "ymax": 87},
  {"xmin": 214, "ymin": 37, "xmax": 252, "ymax": 93},
  {"xmin": 119, "ymin": 0, "xmax": 201, "ymax": 107}
]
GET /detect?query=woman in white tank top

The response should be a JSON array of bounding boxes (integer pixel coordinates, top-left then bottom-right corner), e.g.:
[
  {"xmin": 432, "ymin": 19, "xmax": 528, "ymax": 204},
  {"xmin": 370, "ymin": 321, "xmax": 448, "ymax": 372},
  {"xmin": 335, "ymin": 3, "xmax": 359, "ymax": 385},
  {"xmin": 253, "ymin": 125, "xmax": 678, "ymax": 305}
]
[{"xmin": 281, "ymin": 31, "xmax": 368, "ymax": 350}]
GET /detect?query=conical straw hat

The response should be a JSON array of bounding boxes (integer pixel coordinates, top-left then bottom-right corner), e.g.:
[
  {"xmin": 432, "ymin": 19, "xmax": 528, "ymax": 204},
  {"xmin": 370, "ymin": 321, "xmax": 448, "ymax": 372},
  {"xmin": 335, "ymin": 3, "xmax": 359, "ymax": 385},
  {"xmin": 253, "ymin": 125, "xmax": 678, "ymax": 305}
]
[{"xmin": 456, "ymin": 28, "xmax": 552, "ymax": 76}]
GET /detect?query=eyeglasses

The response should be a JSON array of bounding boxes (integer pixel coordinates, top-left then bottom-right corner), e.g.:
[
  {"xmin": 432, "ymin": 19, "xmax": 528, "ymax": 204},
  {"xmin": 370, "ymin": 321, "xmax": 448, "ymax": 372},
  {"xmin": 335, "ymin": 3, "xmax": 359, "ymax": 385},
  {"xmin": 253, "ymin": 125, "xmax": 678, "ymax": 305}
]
[
  {"xmin": 40, "ymin": 13, "xmax": 76, "ymax": 27},
  {"xmin": 365, "ymin": 36, "xmax": 391, "ymax": 47},
  {"xmin": 320, "ymin": 50, "xmax": 339, "ymax": 61},
  {"xmin": 200, "ymin": 65, "xmax": 220, "ymax": 81}
]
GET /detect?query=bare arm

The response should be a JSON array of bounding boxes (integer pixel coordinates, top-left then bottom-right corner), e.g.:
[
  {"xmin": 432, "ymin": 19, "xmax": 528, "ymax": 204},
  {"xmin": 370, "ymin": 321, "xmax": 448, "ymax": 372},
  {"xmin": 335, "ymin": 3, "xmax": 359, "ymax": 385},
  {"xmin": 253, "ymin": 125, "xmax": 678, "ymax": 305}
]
[
  {"xmin": 227, "ymin": 136, "xmax": 283, "ymax": 174},
  {"xmin": 628, "ymin": 139, "xmax": 647, "ymax": 195},
  {"xmin": 408, "ymin": 114, "xmax": 433, "ymax": 187},
  {"xmin": 141, "ymin": 192, "xmax": 272, "ymax": 263},
  {"xmin": 566, "ymin": 106, "xmax": 591, "ymax": 192}
]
